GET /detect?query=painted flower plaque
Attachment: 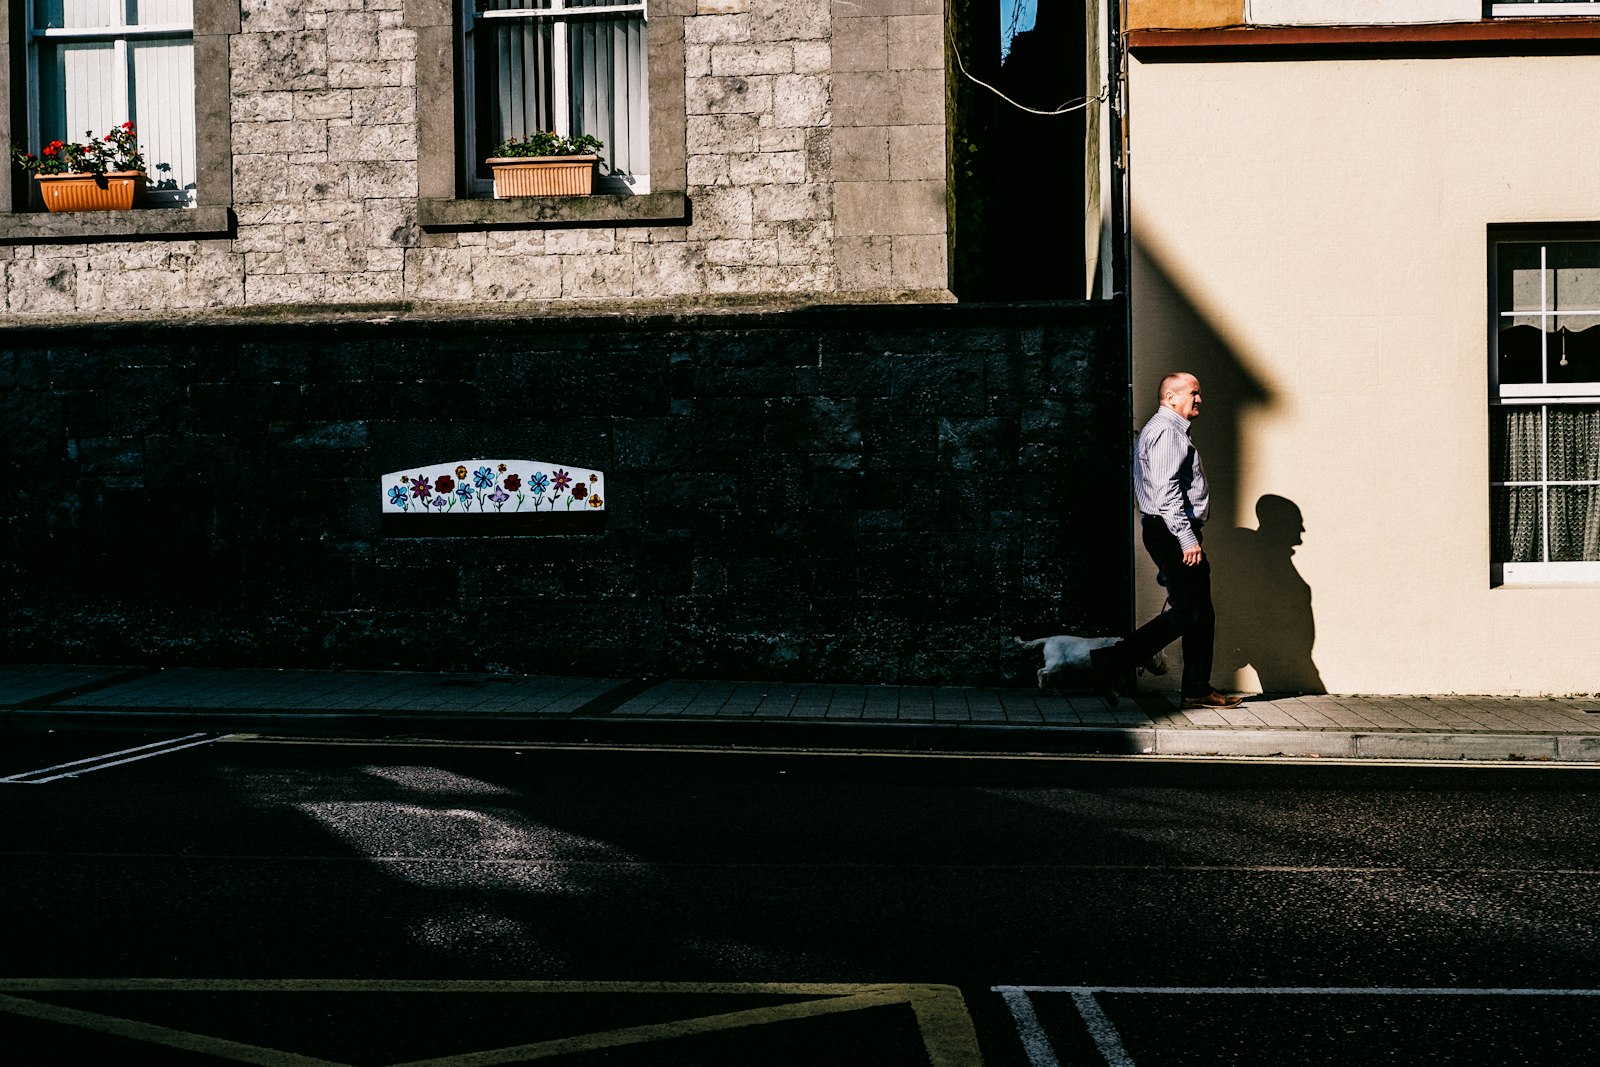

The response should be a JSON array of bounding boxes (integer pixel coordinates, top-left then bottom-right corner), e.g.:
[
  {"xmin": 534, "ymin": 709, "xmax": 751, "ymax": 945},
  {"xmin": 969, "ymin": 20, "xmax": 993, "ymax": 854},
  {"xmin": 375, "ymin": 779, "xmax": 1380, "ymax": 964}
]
[{"xmin": 382, "ymin": 460, "xmax": 605, "ymax": 514}]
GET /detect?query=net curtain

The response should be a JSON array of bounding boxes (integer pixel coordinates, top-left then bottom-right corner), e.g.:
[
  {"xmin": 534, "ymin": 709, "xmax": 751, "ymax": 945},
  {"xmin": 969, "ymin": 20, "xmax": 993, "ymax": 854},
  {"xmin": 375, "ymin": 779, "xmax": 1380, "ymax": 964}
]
[{"xmin": 1495, "ymin": 406, "xmax": 1600, "ymax": 563}]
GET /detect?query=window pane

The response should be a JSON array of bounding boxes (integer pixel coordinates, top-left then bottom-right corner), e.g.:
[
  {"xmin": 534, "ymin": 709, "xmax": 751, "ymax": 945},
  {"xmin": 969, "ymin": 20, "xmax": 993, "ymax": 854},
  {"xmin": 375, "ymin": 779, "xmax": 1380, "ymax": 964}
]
[
  {"xmin": 1549, "ymin": 487, "xmax": 1600, "ymax": 562},
  {"xmin": 39, "ymin": 42, "xmax": 122, "ymax": 144},
  {"xmin": 474, "ymin": 17, "xmax": 556, "ymax": 178},
  {"xmin": 1548, "ymin": 405, "xmax": 1600, "ymax": 483},
  {"xmin": 1551, "ymin": 314, "xmax": 1600, "ymax": 386},
  {"xmin": 1549, "ymin": 242, "xmax": 1600, "ymax": 311},
  {"xmin": 36, "ymin": 0, "xmax": 121, "ymax": 30},
  {"xmin": 1497, "ymin": 321, "xmax": 1544, "ymax": 385},
  {"xmin": 132, "ymin": 38, "xmax": 195, "ymax": 191},
  {"xmin": 1492, "ymin": 487, "xmax": 1543, "ymax": 563},
  {"xmin": 568, "ymin": 14, "xmax": 649, "ymax": 178},
  {"xmin": 1497, "ymin": 242, "xmax": 1547, "ymax": 313},
  {"xmin": 1491, "ymin": 406, "xmax": 1544, "ymax": 482},
  {"xmin": 130, "ymin": 0, "xmax": 194, "ymax": 26}
]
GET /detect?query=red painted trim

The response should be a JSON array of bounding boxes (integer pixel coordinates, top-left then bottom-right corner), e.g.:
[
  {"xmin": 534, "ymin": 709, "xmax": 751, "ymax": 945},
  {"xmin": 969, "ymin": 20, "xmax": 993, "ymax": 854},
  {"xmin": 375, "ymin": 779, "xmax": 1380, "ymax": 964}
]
[{"xmin": 1129, "ymin": 18, "xmax": 1600, "ymax": 54}]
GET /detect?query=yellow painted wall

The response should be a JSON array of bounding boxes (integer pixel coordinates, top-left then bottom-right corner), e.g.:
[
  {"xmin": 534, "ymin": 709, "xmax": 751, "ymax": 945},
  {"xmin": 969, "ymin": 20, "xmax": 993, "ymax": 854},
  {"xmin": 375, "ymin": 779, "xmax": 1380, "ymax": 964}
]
[
  {"xmin": 1128, "ymin": 52, "xmax": 1600, "ymax": 696},
  {"xmin": 1127, "ymin": 0, "xmax": 1244, "ymax": 30}
]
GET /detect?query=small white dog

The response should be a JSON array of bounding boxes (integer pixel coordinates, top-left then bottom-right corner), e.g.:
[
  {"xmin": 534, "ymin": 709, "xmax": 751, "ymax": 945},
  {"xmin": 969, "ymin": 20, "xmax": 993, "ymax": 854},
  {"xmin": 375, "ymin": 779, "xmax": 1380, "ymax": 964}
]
[{"xmin": 1015, "ymin": 635, "xmax": 1168, "ymax": 693}]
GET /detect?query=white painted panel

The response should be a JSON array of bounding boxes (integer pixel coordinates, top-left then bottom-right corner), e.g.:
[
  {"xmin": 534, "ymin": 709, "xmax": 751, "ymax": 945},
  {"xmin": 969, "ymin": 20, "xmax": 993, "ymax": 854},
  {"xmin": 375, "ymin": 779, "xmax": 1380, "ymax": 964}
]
[
  {"xmin": 1247, "ymin": 0, "xmax": 1479, "ymax": 25},
  {"xmin": 1494, "ymin": 3, "xmax": 1600, "ymax": 15},
  {"xmin": 382, "ymin": 461, "xmax": 607, "ymax": 514}
]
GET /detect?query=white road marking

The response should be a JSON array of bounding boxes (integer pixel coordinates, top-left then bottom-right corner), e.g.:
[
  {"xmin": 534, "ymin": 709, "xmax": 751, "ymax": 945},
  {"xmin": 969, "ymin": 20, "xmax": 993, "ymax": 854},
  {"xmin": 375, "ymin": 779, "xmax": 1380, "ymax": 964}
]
[
  {"xmin": 1072, "ymin": 992, "xmax": 1136, "ymax": 1067},
  {"xmin": 994, "ymin": 985, "xmax": 1600, "ymax": 1067},
  {"xmin": 1, "ymin": 734, "xmax": 223, "ymax": 784},
  {"xmin": 998, "ymin": 988, "xmax": 1061, "ymax": 1067},
  {"xmin": 996, "ymin": 985, "xmax": 1600, "ymax": 996}
]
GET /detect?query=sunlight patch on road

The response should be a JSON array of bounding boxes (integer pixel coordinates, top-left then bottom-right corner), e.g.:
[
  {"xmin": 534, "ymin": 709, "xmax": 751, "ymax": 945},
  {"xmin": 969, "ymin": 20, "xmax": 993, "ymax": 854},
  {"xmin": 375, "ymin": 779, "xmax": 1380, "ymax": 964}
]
[{"xmin": 358, "ymin": 766, "xmax": 518, "ymax": 796}]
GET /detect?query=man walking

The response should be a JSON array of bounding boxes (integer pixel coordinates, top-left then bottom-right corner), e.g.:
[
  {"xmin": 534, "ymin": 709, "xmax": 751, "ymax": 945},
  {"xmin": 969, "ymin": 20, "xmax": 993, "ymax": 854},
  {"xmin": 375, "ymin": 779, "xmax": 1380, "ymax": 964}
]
[{"xmin": 1092, "ymin": 372, "xmax": 1242, "ymax": 710}]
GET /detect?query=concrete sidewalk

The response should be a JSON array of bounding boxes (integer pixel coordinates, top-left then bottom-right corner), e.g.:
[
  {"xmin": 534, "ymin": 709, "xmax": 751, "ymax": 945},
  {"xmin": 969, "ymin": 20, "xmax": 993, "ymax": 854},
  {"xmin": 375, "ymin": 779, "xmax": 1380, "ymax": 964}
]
[{"xmin": 3, "ymin": 663, "xmax": 1600, "ymax": 762}]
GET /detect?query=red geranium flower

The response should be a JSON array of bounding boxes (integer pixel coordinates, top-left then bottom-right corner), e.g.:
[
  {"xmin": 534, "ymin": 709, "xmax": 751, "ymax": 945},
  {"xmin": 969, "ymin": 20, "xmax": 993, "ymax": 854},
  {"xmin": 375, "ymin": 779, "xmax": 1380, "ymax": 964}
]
[
  {"xmin": 504, "ymin": 474, "xmax": 521, "ymax": 492},
  {"xmin": 435, "ymin": 474, "xmax": 456, "ymax": 495}
]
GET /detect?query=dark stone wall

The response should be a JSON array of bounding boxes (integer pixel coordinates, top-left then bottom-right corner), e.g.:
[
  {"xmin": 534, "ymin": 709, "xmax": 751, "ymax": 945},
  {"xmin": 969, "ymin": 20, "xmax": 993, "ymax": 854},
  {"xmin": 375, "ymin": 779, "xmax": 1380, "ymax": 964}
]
[{"xmin": 0, "ymin": 301, "xmax": 1129, "ymax": 684}]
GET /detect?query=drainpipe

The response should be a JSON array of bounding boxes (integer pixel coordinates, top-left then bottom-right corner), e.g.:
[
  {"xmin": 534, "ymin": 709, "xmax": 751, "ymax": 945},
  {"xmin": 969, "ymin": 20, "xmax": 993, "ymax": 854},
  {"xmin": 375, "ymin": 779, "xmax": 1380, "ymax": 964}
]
[{"xmin": 1108, "ymin": 0, "xmax": 1136, "ymax": 635}]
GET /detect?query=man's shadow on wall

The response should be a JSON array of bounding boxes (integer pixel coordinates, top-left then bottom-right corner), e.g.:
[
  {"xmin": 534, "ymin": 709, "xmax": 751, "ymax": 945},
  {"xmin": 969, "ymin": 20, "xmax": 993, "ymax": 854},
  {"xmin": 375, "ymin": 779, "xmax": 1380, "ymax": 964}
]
[{"xmin": 1209, "ymin": 494, "xmax": 1325, "ymax": 695}]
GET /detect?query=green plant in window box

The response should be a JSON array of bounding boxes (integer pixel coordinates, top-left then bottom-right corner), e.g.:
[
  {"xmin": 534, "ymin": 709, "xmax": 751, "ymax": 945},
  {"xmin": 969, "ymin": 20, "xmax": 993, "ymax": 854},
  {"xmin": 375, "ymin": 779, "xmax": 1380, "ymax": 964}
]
[
  {"xmin": 11, "ymin": 123, "xmax": 148, "ymax": 212},
  {"xmin": 485, "ymin": 132, "xmax": 606, "ymax": 198}
]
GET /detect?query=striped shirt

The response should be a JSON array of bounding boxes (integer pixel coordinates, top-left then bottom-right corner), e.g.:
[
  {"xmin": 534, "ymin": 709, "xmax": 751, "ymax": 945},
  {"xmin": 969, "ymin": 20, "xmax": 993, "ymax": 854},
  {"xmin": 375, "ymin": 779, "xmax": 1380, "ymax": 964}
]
[{"xmin": 1134, "ymin": 405, "xmax": 1210, "ymax": 550}]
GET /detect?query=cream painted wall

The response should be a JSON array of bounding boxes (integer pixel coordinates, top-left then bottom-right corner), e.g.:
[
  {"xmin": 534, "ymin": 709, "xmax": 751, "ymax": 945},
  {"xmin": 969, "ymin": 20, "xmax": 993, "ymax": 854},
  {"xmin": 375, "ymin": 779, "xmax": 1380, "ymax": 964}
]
[{"xmin": 1129, "ymin": 52, "xmax": 1600, "ymax": 696}]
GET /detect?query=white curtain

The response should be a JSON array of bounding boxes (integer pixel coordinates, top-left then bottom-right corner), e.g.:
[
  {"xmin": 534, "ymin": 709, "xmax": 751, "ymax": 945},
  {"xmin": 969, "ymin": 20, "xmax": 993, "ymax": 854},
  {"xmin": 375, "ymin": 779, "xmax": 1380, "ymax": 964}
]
[
  {"xmin": 476, "ymin": 3, "xmax": 648, "ymax": 179},
  {"xmin": 567, "ymin": 10, "xmax": 649, "ymax": 178},
  {"xmin": 33, "ymin": 0, "xmax": 196, "ymax": 195}
]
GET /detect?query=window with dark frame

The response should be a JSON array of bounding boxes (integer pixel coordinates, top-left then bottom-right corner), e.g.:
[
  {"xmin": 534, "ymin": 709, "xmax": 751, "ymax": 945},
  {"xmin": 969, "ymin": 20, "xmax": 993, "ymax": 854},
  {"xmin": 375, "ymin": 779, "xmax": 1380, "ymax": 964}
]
[
  {"xmin": 1490, "ymin": 237, "xmax": 1600, "ymax": 583},
  {"xmin": 24, "ymin": 0, "xmax": 196, "ymax": 208},
  {"xmin": 461, "ymin": 0, "xmax": 650, "ymax": 198}
]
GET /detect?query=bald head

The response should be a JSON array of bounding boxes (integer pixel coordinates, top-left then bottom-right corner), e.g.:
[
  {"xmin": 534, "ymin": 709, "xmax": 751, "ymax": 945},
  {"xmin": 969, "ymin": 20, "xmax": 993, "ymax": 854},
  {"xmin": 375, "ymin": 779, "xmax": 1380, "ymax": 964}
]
[{"xmin": 1158, "ymin": 372, "xmax": 1203, "ymax": 420}]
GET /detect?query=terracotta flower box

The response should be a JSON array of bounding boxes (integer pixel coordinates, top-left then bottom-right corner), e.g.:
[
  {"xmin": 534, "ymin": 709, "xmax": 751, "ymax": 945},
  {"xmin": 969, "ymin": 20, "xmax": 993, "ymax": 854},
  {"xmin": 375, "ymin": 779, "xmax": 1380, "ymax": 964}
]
[
  {"xmin": 487, "ymin": 155, "xmax": 598, "ymax": 198},
  {"xmin": 35, "ymin": 171, "xmax": 147, "ymax": 212}
]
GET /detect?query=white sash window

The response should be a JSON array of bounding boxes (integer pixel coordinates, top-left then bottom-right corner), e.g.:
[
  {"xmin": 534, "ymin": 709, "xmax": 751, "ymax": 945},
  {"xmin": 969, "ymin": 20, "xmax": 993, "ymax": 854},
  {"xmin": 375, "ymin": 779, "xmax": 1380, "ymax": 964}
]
[
  {"xmin": 461, "ymin": 0, "xmax": 650, "ymax": 197},
  {"xmin": 1491, "ymin": 239, "xmax": 1600, "ymax": 584},
  {"xmin": 27, "ymin": 0, "xmax": 196, "ymax": 207}
]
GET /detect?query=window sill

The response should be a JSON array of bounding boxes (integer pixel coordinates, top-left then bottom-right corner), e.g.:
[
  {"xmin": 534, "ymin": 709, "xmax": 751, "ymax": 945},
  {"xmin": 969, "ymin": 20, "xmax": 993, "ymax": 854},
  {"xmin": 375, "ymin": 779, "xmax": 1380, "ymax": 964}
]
[
  {"xmin": 0, "ymin": 206, "xmax": 233, "ymax": 245},
  {"xmin": 418, "ymin": 191, "xmax": 688, "ymax": 232}
]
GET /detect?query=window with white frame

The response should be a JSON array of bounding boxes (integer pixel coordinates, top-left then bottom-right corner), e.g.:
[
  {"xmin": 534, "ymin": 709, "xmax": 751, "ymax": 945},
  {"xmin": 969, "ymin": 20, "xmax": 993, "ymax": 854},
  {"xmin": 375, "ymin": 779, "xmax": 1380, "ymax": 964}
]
[
  {"xmin": 1493, "ymin": 2, "xmax": 1600, "ymax": 16},
  {"xmin": 461, "ymin": 0, "xmax": 650, "ymax": 197},
  {"xmin": 1491, "ymin": 239, "xmax": 1600, "ymax": 583},
  {"xmin": 26, "ymin": 0, "xmax": 196, "ymax": 207}
]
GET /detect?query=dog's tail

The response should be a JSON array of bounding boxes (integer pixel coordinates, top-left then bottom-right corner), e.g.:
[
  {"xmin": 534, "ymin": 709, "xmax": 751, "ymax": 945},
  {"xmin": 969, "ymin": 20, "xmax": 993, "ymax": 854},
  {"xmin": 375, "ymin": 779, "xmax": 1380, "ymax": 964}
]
[{"xmin": 1014, "ymin": 636, "xmax": 1048, "ymax": 651}]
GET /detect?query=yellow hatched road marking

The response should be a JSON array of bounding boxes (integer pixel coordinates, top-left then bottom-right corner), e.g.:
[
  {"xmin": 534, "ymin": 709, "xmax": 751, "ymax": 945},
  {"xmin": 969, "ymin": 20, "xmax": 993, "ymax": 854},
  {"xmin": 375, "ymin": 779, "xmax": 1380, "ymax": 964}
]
[
  {"xmin": 0, "ymin": 979, "xmax": 984, "ymax": 1066},
  {"xmin": 0, "ymin": 992, "xmax": 342, "ymax": 1066}
]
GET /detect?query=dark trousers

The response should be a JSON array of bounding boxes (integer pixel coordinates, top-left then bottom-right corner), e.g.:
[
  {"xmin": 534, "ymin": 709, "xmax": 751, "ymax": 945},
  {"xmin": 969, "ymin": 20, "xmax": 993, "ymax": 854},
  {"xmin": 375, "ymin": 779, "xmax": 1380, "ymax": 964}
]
[{"xmin": 1122, "ymin": 515, "xmax": 1216, "ymax": 698}]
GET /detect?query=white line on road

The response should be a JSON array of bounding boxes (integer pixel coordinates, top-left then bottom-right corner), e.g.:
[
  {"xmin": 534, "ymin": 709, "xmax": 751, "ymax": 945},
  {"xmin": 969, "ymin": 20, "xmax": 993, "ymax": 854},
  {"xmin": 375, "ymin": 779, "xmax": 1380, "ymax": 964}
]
[
  {"xmin": 995, "ymin": 985, "xmax": 1600, "ymax": 996},
  {"xmin": 994, "ymin": 985, "xmax": 1600, "ymax": 1067},
  {"xmin": 1072, "ymin": 991, "xmax": 1136, "ymax": 1067},
  {"xmin": 1, "ymin": 734, "xmax": 224, "ymax": 784},
  {"xmin": 998, "ymin": 988, "xmax": 1061, "ymax": 1067}
]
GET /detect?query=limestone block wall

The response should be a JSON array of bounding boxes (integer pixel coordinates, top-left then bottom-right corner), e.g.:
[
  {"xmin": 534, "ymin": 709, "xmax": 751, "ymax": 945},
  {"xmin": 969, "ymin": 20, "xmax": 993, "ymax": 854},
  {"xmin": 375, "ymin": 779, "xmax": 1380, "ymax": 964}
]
[{"xmin": 0, "ymin": 0, "xmax": 953, "ymax": 321}]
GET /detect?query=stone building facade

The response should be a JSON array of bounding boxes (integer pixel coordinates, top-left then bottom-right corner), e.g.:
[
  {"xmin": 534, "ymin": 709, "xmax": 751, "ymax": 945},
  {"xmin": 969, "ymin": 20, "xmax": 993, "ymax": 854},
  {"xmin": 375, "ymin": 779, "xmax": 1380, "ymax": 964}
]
[
  {"xmin": 1, "ymin": 0, "xmax": 955, "ymax": 315},
  {"xmin": 0, "ymin": 0, "xmax": 1129, "ymax": 683}
]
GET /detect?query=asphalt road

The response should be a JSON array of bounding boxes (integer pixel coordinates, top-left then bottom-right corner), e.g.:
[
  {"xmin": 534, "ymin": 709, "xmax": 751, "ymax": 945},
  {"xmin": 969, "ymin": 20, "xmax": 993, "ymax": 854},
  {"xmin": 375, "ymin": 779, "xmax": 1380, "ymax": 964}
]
[{"xmin": 3, "ymin": 730, "xmax": 1600, "ymax": 1065}]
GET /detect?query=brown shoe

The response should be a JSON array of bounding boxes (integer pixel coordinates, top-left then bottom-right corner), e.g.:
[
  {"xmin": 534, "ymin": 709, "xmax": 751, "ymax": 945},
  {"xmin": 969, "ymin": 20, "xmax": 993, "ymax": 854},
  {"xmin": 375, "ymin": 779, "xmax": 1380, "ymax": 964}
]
[{"xmin": 1181, "ymin": 691, "xmax": 1243, "ymax": 710}]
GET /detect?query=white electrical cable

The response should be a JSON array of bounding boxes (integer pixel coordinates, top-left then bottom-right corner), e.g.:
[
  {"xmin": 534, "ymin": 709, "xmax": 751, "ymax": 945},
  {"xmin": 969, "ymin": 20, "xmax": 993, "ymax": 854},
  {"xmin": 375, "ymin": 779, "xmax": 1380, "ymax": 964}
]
[{"xmin": 952, "ymin": 42, "xmax": 1107, "ymax": 117}]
